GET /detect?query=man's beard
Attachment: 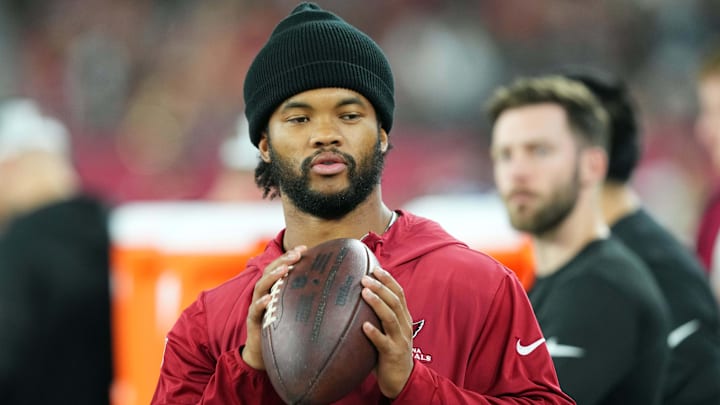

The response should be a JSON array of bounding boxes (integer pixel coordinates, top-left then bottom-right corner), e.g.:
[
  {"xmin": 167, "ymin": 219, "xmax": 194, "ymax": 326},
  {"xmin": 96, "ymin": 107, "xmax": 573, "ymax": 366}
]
[
  {"xmin": 507, "ymin": 168, "xmax": 580, "ymax": 236},
  {"xmin": 268, "ymin": 137, "xmax": 385, "ymax": 220}
]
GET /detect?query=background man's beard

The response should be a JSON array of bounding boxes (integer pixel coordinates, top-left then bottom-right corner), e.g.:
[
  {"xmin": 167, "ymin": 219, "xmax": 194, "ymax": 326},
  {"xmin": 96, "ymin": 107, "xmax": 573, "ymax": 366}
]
[
  {"xmin": 508, "ymin": 171, "xmax": 580, "ymax": 236},
  {"xmin": 269, "ymin": 140, "xmax": 385, "ymax": 220}
]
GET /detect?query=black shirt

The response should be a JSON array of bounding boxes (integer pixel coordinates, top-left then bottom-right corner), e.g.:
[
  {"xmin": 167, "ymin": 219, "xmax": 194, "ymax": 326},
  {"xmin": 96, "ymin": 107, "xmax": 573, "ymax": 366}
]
[
  {"xmin": 613, "ymin": 209, "xmax": 720, "ymax": 405},
  {"xmin": 529, "ymin": 237, "xmax": 670, "ymax": 405},
  {"xmin": 0, "ymin": 196, "xmax": 112, "ymax": 405}
]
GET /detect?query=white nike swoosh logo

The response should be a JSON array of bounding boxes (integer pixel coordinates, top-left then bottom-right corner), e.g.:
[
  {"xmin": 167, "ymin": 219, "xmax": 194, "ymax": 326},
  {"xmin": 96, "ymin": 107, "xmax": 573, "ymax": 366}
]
[
  {"xmin": 546, "ymin": 337, "xmax": 585, "ymax": 358},
  {"xmin": 667, "ymin": 319, "xmax": 701, "ymax": 349},
  {"xmin": 516, "ymin": 337, "xmax": 546, "ymax": 356}
]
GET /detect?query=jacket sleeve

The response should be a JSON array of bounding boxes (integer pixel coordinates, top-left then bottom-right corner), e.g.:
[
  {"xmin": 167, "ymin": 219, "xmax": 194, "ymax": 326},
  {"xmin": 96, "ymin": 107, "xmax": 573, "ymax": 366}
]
[
  {"xmin": 393, "ymin": 271, "xmax": 575, "ymax": 404},
  {"xmin": 150, "ymin": 293, "xmax": 284, "ymax": 405}
]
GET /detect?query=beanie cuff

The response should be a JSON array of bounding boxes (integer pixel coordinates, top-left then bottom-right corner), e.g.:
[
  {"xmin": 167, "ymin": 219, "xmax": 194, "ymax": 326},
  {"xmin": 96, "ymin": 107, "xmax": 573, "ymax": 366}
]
[{"xmin": 246, "ymin": 61, "xmax": 394, "ymax": 146}]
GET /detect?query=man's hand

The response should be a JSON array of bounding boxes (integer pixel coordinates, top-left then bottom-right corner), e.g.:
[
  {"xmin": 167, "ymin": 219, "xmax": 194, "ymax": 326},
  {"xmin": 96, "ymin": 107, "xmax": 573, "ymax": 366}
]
[
  {"xmin": 361, "ymin": 266, "xmax": 414, "ymax": 399},
  {"xmin": 242, "ymin": 245, "xmax": 307, "ymax": 370}
]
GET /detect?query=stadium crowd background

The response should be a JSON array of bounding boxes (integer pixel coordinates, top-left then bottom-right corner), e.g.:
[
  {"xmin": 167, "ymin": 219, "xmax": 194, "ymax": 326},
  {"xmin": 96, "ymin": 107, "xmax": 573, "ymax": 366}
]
[{"xmin": 1, "ymin": 0, "xmax": 719, "ymax": 242}]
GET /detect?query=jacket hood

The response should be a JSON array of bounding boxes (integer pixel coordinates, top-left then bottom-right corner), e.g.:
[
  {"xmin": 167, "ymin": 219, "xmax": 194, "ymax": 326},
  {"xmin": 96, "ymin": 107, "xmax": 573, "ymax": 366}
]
[
  {"xmin": 362, "ymin": 210, "xmax": 465, "ymax": 269},
  {"xmin": 247, "ymin": 209, "xmax": 465, "ymax": 272}
]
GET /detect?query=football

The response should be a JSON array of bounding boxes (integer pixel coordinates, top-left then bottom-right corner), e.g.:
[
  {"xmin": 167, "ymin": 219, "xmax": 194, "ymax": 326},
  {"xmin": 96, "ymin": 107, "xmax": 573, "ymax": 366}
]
[{"xmin": 261, "ymin": 238, "xmax": 382, "ymax": 405}]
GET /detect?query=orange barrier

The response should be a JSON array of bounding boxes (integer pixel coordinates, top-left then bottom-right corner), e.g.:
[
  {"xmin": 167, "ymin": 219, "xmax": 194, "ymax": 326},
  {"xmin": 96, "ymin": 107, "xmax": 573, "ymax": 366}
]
[
  {"xmin": 109, "ymin": 202, "xmax": 283, "ymax": 405},
  {"xmin": 110, "ymin": 241, "xmax": 268, "ymax": 405},
  {"xmin": 110, "ymin": 246, "xmax": 157, "ymax": 405},
  {"xmin": 483, "ymin": 235, "xmax": 536, "ymax": 291}
]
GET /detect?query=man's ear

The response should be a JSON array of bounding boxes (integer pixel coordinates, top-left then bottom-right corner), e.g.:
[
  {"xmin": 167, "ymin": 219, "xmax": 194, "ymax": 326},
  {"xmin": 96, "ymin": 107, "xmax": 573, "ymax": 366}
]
[
  {"xmin": 581, "ymin": 146, "xmax": 608, "ymax": 186},
  {"xmin": 379, "ymin": 128, "xmax": 389, "ymax": 153},
  {"xmin": 258, "ymin": 133, "xmax": 271, "ymax": 163}
]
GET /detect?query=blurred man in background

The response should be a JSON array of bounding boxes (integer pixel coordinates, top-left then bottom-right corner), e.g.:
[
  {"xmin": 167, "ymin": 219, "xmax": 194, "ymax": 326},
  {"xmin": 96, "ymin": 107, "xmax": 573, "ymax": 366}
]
[
  {"xmin": 488, "ymin": 76, "xmax": 671, "ymax": 404},
  {"xmin": 205, "ymin": 115, "xmax": 264, "ymax": 202},
  {"xmin": 0, "ymin": 98, "xmax": 112, "ymax": 404},
  {"xmin": 694, "ymin": 48, "xmax": 720, "ymax": 303},
  {"xmin": 0, "ymin": 100, "xmax": 78, "ymax": 229},
  {"xmin": 566, "ymin": 69, "xmax": 720, "ymax": 405}
]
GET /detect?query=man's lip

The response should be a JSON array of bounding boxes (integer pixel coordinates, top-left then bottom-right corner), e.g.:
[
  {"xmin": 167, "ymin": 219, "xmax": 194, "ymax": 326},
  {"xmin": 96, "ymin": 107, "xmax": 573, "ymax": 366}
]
[
  {"xmin": 507, "ymin": 190, "xmax": 535, "ymax": 202},
  {"xmin": 509, "ymin": 190, "xmax": 534, "ymax": 197},
  {"xmin": 311, "ymin": 152, "xmax": 347, "ymax": 166}
]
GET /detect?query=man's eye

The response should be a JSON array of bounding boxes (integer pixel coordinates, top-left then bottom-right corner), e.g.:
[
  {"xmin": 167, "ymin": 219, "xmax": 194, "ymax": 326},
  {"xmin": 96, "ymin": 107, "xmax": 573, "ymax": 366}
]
[
  {"xmin": 532, "ymin": 145, "xmax": 550, "ymax": 156},
  {"xmin": 341, "ymin": 113, "xmax": 360, "ymax": 120},
  {"xmin": 288, "ymin": 116, "xmax": 309, "ymax": 123}
]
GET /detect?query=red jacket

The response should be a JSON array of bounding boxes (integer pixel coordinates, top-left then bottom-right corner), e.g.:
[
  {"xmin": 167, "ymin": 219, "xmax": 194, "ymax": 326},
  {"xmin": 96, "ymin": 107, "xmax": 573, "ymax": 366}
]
[
  {"xmin": 152, "ymin": 210, "xmax": 573, "ymax": 404},
  {"xmin": 696, "ymin": 188, "xmax": 720, "ymax": 274}
]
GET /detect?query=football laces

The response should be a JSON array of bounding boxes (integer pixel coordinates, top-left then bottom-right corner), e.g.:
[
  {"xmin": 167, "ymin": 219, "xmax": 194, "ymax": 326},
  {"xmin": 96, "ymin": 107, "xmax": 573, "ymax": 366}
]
[{"xmin": 263, "ymin": 278, "xmax": 284, "ymax": 329}]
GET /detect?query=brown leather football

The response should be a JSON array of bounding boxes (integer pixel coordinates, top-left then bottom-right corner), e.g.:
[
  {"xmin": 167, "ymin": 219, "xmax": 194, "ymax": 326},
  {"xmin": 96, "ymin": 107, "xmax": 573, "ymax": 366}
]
[{"xmin": 261, "ymin": 238, "xmax": 381, "ymax": 405}]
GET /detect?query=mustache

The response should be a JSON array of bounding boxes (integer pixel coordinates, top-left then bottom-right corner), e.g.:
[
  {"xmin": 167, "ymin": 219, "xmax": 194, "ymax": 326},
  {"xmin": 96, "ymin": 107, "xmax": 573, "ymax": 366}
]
[
  {"xmin": 301, "ymin": 148, "xmax": 357, "ymax": 172},
  {"xmin": 505, "ymin": 189, "xmax": 537, "ymax": 199}
]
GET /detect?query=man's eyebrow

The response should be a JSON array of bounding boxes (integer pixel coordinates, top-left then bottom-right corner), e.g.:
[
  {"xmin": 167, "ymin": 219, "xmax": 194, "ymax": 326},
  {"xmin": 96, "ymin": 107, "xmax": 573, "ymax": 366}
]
[
  {"xmin": 280, "ymin": 96, "xmax": 366, "ymax": 112},
  {"xmin": 280, "ymin": 100, "xmax": 312, "ymax": 112},
  {"xmin": 336, "ymin": 97, "xmax": 366, "ymax": 108}
]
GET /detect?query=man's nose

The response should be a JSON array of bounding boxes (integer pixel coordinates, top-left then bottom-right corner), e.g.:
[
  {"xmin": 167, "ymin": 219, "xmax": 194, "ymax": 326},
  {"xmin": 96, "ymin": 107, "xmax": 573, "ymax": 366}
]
[{"xmin": 310, "ymin": 120, "xmax": 342, "ymax": 148}]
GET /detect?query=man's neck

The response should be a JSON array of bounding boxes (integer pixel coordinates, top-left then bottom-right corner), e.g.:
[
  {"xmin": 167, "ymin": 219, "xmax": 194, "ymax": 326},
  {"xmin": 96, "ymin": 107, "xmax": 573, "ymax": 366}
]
[
  {"xmin": 280, "ymin": 190, "xmax": 393, "ymax": 251},
  {"xmin": 532, "ymin": 191, "xmax": 609, "ymax": 277}
]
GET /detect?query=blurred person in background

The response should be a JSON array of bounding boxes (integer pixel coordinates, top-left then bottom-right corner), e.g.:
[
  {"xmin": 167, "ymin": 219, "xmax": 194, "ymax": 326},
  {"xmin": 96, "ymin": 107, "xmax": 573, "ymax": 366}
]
[
  {"xmin": 0, "ymin": 101, "xmax": 77, "ymax": 230},
  {"xmin": 0, "ymin": 98, "xmax": 112, "ymax": 404},
  {"xmin": 694, "ymin": 47, "xmax": 720, "ymax": 303},
  {"xmin": 565, "ymin": 68, "xmax": 720, "ymax": 405},
  {"xmin": 488, "ymin": 76, "xmax": 671, "ymax": 404},
  {"xmin": 205, "ymin": 115, "xmax": 264, "ymax": 202}
]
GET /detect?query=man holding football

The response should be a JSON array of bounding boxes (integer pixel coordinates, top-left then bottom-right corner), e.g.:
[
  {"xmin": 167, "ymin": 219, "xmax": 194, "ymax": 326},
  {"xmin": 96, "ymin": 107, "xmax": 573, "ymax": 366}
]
[{"xmin": 151, "ymin": 3, "xmax": 573, "ymax": 404}]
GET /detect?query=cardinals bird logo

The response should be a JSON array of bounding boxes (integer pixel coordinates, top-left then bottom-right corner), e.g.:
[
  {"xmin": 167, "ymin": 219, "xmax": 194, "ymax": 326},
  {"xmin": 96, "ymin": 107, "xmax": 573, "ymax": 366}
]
[{"xmin": 412, "ymin": 320, "xmax": 425, "ymax": 338}]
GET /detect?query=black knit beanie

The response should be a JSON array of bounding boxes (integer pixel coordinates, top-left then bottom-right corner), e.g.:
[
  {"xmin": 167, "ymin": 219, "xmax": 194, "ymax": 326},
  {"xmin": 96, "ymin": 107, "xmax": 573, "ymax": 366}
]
[{"xmin": 243, "ymin": 2, "xmax": 395, "ymax": 147}]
